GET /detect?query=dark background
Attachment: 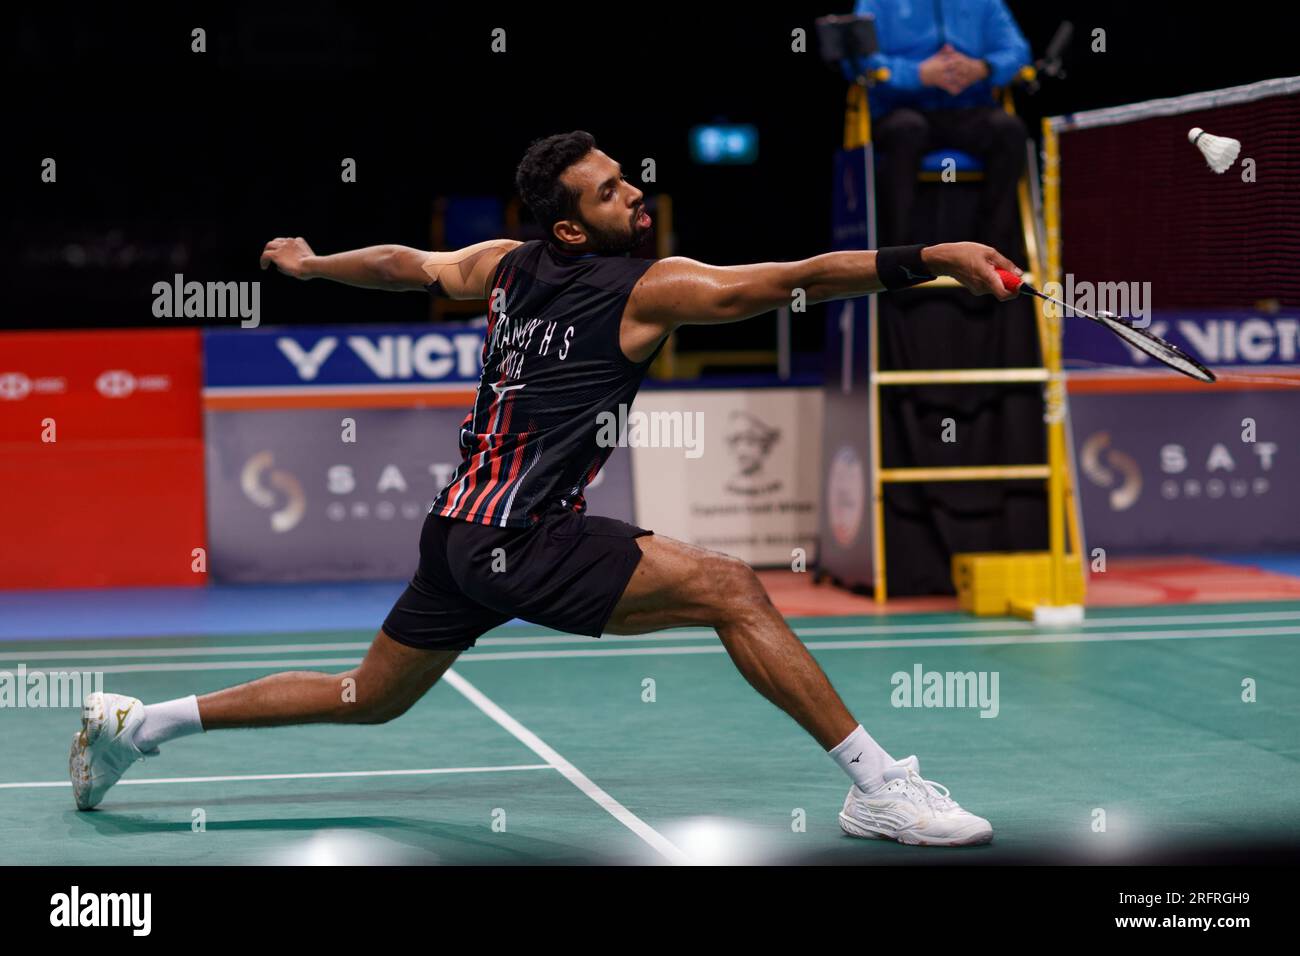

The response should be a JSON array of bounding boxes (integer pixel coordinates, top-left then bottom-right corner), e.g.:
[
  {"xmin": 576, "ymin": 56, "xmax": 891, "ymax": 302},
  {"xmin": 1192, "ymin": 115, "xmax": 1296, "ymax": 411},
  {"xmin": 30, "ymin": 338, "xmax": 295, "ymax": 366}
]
[{"xmin": 5, "ymin": 1, "xmax": 1297, "ymax": 350}]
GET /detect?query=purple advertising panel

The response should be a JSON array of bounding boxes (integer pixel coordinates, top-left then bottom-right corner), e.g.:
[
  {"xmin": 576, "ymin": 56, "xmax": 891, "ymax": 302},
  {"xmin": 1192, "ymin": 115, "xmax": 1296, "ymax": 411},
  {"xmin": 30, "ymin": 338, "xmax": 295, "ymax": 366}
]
[
  {"xmin": 1069, "ymin": 390, "xmax": 1298, "ymax": 552},
  {"xmin": 206, "ymin": 407, "xmax": 469, "ymax": 582}
]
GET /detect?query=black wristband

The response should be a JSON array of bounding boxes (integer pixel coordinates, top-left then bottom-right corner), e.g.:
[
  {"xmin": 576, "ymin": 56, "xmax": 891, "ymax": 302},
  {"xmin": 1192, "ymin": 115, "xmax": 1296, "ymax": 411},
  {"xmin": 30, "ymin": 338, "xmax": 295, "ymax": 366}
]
[{"xmin": 877, "ymin": 244, "xmax": 937, "ymax": 290}]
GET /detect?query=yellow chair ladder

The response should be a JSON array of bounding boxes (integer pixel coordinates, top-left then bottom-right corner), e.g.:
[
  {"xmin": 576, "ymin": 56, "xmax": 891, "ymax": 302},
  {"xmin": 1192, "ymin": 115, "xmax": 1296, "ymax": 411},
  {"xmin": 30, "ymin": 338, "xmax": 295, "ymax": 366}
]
[{"xmin": 843, "ymin": 74, "xmax": 1086, "ymax": 613}]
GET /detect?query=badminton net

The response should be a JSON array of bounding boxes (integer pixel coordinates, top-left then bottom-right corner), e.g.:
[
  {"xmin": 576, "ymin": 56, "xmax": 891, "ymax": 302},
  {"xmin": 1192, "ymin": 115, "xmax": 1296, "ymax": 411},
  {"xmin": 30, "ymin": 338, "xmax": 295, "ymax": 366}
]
[{"xmin": 1050, "ymin": 76, "xmax": 1300, "ymax": 311}]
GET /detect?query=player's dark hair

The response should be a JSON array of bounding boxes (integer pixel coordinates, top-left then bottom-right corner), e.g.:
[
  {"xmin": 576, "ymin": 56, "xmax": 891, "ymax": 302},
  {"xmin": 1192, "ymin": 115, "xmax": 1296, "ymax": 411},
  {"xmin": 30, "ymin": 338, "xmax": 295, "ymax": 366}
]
[{"xmin": 515, "ymin": 130, "xmax": 597, "ymax": 244}]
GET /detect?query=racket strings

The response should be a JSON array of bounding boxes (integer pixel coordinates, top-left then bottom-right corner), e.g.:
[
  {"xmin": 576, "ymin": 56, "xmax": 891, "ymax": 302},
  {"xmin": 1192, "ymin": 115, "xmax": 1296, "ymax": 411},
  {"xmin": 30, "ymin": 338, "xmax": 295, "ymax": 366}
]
[
  {"xmin": 1091, "ymin": 313, "xmax": 1215, "ymax": 382},
  {"xmin": 1027, "ymin": 286, "xmax": 1215, "ymax": 383}
]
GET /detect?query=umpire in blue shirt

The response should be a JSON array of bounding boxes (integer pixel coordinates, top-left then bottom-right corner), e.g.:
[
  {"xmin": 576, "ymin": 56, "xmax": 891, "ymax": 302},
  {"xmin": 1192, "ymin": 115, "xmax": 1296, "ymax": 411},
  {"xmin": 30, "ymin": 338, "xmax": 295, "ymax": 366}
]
[{"xmin": 843, "ymin": 0, "xmax": 1032, "ymax": 250}]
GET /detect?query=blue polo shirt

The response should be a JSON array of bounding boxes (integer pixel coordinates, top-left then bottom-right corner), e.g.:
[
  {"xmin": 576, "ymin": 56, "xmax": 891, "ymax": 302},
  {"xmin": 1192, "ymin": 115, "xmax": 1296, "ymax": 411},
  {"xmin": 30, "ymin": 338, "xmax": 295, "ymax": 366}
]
[{"xmin": 842, "ymin": 0, "xmax": 1032, "ymax": 116}]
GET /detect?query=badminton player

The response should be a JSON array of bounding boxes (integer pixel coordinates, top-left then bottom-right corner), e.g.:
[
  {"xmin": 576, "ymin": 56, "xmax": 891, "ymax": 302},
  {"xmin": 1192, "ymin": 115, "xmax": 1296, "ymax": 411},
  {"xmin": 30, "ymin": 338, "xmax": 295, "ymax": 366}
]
[{"xmin": 70, "ymin": 131, "xmax": 1021, "ymax": 847}]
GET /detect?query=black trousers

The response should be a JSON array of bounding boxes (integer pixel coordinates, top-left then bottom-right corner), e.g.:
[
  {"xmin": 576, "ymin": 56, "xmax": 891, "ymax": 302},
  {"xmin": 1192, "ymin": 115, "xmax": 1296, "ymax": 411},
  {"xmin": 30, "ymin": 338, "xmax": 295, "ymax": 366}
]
[{"xmin": 873, "ymin": 106, "xmax": 1027, "ymax": 252}]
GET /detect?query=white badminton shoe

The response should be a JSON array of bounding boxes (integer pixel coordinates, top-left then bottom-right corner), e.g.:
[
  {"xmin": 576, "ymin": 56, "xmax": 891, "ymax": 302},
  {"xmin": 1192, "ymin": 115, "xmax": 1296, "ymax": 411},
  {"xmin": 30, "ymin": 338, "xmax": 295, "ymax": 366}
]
[
  {"xmin": 69, "ymin": 692, "xmax": 157, "ymax": 810},
  {"xmin": 839, "ymin": 755, "xmax": 993, "ymax": 847}
]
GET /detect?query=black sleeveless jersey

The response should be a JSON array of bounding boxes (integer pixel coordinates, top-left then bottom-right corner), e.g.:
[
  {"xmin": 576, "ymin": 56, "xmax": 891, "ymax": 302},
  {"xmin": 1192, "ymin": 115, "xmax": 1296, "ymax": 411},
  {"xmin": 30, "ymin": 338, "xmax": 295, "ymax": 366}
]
[{"xmin": 431, "ymin": 240, "xmax": 662, "ymax": 528}]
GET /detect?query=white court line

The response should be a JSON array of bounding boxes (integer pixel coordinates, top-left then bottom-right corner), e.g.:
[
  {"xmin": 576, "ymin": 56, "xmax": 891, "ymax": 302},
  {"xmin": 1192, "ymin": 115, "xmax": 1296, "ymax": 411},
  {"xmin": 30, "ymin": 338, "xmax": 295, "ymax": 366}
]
[
  {"xmin": 0, "ymin": 763, "xmax": 552, "ymax": 790},
  {"xmin": 8, "ymin": 624, "xmax": 1300, "ymax": 675},
  {"xmin": 782, "ymin": 608, "xmax": 1300, "ymax": 635},
  {"xmin": 15, "ymin": 657, "xmax": 370, "ymax": 675},
  {"xmin": 461, "ymin": 624, "xmax": 1300, "ymax": 660},
  {"xmin": 0, "ymin": 647, "xmax": 374, "ymax": 660},
  {"xmin": 4, "ymin": 609, "xmax": 1299, "ymax": 663},
  {"xmin": 0, "ymin": 643, "xmax": 374, "ymax": 662},
  {"xmin": 441, "ymin": 668, "xmax": 689, "ymax": 865},
  {"xmin": 807, "ymin": 625, "xmax": 1300, "ymax": 650}
]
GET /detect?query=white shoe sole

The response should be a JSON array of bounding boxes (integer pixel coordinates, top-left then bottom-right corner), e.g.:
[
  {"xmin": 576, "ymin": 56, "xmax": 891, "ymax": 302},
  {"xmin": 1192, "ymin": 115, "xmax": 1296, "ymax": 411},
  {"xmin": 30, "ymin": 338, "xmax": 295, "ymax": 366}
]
[
  {"xmin": 838, "ymin": 810, "xmax": 993, "ymax": 847},
  {"xmin": 69, "ymin": 728, "xmax": 93, "ymax": 811}
]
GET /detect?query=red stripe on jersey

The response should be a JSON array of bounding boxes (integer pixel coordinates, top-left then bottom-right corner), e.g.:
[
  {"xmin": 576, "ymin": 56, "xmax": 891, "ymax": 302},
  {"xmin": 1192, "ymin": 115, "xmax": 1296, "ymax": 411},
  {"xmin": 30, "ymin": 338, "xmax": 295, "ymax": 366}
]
[
  {"xmin": 441, "ymin": 430, "xmax": 491, "ymax": 519},
  {"xmin": 464, "ymin": 391, "xmax": 517, "ymax": 521},
  {"xmin": 440, "ymin": 401, "xmax": 486, "ymax": 516},
  {"xmin": 447, "ymin": 263, "xmax": 518, "ymax": 521},
  {"xmin": 480, "ymin": 426, "xmax": 530, "ymax": 524}
]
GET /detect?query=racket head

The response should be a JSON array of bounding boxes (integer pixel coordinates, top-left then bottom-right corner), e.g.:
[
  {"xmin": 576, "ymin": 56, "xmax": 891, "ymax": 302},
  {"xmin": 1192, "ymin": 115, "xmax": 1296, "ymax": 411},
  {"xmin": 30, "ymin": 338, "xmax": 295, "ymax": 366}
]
[
  {"xmin": 995, "ymin": 268, "xmax": 1216, "ymax": 383},
  {"xmin": 1091, "ymin": 310, "xmax": 1217, "ymax": 383}
]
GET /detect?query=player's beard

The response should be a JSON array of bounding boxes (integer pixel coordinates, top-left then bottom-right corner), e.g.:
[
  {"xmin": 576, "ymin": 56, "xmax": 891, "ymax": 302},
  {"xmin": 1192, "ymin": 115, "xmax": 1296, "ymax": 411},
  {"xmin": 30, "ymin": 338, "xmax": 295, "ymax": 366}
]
[{"xmin": 580, "ymin": 211, "xmax": 648, "ymax": 255}]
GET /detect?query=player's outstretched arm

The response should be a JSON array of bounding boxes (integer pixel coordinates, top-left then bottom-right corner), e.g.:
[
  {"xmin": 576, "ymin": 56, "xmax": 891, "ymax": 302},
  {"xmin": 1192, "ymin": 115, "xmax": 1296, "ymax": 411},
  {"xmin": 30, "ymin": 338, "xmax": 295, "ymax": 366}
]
[
  {"xmin": 623, "ymin": 241, "xmax": 1022, "ymax": 348},
  {"xmin": 259, "ymin": 237, "xmax": 521, "ymax": 296}
]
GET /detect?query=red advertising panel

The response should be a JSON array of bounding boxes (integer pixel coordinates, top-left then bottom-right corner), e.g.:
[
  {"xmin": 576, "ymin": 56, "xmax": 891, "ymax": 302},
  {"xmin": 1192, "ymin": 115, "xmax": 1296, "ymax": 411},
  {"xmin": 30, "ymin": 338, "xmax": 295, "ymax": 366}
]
[{"xmin": 0, "ymin": 329, "xmax": 206, "ymax": 589}]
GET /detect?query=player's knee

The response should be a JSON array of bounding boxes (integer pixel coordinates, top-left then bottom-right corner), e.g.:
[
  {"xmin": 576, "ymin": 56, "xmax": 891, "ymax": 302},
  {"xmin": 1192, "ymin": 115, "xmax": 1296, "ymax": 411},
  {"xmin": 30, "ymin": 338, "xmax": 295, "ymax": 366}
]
[
  {"xmin": 709, "ymin": 554, "xmax": 769, "ymax": 614},
  {"xmin": 350, "ymin": 699, "xmax": 409, "ymax": 725},
  {"xmin": 337, "ymin": 672, "xmax": 411, "ymax": 724}
]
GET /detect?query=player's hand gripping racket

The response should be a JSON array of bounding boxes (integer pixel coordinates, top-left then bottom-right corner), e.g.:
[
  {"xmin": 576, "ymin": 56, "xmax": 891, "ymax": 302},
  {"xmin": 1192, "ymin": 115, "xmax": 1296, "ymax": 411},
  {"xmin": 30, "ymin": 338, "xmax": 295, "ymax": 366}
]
[{"xmin": 995, "ymin": 269, "xmax": 1216, "ymax": 383}]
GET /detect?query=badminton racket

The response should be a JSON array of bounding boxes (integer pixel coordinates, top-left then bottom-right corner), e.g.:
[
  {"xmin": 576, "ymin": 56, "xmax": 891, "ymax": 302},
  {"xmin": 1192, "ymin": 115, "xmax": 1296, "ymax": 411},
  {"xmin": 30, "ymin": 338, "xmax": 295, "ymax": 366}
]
[{"xmin": 996, "ymin": 269, "xmax": 1216, "ymax": 383}]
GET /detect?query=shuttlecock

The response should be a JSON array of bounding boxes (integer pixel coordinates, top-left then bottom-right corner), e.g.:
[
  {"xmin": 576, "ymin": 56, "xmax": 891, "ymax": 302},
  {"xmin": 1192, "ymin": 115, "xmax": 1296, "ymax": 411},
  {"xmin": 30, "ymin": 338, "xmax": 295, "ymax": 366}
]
[{"xmin": 1188, "ymin": 127, "xmax": 1240, "ymax": 174}]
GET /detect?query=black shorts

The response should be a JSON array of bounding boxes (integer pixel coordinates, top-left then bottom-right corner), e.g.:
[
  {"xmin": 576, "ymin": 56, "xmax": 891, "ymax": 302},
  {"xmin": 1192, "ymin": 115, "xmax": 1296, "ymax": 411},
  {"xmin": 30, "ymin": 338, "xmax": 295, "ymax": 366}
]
[{"xmin": 382, "ymin": 507, "xmax": 654, "ymax": 651}]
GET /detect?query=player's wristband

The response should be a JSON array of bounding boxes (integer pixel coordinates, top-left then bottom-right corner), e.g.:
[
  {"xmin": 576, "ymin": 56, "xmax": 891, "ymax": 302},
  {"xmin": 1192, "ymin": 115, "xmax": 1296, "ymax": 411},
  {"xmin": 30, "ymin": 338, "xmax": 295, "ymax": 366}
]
[{"xmin": 876, "ymin": 245, "xmax": 937, "ymax": 290}]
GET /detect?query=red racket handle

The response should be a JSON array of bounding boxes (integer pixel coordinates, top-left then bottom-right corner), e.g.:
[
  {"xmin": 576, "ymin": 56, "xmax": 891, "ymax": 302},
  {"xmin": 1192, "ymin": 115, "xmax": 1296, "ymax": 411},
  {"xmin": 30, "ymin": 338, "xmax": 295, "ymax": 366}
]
[{"xmin": 996, "ymin": 268, "xmax": 1023, "ymax": 293}]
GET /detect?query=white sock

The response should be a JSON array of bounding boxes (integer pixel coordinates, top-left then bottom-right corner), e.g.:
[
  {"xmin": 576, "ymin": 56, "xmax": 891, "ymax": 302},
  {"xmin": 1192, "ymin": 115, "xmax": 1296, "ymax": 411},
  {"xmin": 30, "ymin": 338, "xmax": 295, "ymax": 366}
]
[
  {"xmin": 829, "ymin": 724, "xmax": 896, "ymax": 791},
  {"xmin": 135, "ymin": 695, "xmax": 204, "ymax": 752}
]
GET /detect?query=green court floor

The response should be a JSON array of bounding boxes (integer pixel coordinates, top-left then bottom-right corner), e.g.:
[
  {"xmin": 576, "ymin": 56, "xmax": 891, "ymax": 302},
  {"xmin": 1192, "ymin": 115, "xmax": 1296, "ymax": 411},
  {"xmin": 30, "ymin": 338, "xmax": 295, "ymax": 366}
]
[{"xmin": 2, "ymin": 601, "xmax": 1298, "ymax": 864}]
